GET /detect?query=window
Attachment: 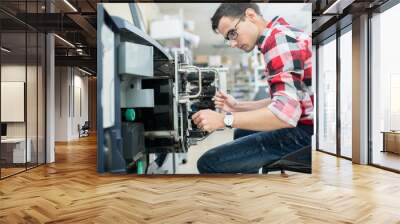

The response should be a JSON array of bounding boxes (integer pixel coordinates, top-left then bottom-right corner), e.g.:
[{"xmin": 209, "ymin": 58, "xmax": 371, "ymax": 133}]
[
  {"xmin": 317, "ymin": 36, "xmax": 337, "ymax": 154},
  {"xmin": 370, "ymin": 2, "xmax": 400, "ymax": 171},
  {"xmin": 339, "ymin": 28, "xmax": 352, "ymax": 158}
]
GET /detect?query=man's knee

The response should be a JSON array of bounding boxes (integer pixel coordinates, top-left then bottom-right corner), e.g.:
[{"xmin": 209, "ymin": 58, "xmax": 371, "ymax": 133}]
[{"xmin": 197, "ymin": 153, "xmax": 214, "ymax": 174}]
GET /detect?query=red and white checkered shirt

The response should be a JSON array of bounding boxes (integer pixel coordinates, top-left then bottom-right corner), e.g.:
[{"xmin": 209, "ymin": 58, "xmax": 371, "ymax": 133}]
[{"xmin": 258, "ymin": 16, "xmax": 313, "ymax": 127}]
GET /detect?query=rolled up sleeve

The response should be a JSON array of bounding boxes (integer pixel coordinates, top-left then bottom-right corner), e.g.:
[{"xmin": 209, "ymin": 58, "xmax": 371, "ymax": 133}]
[
  {"xmin": 267, "ymin": 72, "xmax": 302, "ymax": 127},
  {"xmin": 262, "ymin": 32, "xmax": 310, "ymax": 127}
]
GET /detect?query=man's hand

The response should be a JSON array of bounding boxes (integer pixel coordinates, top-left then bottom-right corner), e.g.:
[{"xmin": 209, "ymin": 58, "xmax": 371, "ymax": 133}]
[
  {"xmin": 213, "ymin": 90, "xmax": 238, "ymax": 112},
  {"xmin": 192, "ymin": 109, "xmax": 225, "ymax": 133}
]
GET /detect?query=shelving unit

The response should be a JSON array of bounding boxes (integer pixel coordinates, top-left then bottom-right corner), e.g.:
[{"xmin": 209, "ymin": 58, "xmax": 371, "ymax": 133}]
[
  {"xmin": 150, "ymin": 9, "xmax": 199, "ymax": 64},
  {"xmin": 250, "ymin": 49, "xmax": 270, "ymax": 100},
  {"xmin": 229, "ymin": 68, "xmax": 253, "ymax": 101}
]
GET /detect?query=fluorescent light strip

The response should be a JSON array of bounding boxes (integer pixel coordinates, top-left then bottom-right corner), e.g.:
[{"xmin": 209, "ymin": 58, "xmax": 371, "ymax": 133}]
[
  {"xmin": 323, "ymin": 0, "xmax": 342, "ymax": 14},
  {"xmin": 1, "ymin": 47, "xmax": 11, "ymax": 53},
  {"xmin": 54, "ymin": 34, "xmax": 75, "ymax": 48},
  {"xmin": 63, "ymin": 0, "xmax": 78, "ymax": 12},
  {"xmin": 78, "ymin": 67, "xmax": 92, "ymax": 76}
]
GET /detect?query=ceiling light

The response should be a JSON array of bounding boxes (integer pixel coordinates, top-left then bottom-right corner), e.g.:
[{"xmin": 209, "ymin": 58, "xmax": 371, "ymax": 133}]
[
  {"xmin": 54, "ymin": 34, "xmax": 75, "ymax": 48},
  {"xmin": 323, "ymin": 0, "xmax": 355, "ymax": 15},
  {"xmin": 1, "ymin": 47, "xmax": 11, "ymax": 53},
  {"xmin": 63, "ymin": 0, "xmax": 78, "ymax": 12},
  {"xmin": 76, "ymin": 48, "xmax": 85, "ymax": 55},
  {"xmin": 78, "ymin": 67, "xmax": 92, "ymax": 76}
]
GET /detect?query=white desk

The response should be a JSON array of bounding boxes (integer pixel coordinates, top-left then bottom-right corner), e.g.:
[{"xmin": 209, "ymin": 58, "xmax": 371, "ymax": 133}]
[{"xmin": 1, "ymin": 138, "xmax": 31, "ymax": 163}]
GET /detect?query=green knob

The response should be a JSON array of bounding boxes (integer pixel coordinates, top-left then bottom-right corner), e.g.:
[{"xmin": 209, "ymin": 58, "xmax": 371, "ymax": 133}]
[
  {"xmin": 125, "ymin": 108, "xmax": 135, "ymax": 121},
  {"xmin": 137, "ymin": 160, "xmax": 144, "ymax": 175}
]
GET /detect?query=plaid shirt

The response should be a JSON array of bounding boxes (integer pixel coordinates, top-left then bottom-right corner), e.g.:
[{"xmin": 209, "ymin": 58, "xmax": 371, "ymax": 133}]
[{"xmin": 257, "ymin": 16, "xmax": 313, "ymax": 127}]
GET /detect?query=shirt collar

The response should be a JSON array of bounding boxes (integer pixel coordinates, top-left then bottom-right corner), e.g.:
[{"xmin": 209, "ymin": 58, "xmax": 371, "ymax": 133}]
[{"xmin": 257, "ymin": 16, "xmax": 279, "ymax": 51}]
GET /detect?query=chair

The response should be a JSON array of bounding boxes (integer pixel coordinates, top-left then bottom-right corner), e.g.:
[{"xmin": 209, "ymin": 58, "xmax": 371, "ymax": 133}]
[
  {"xmin": 262, "ymin": 146, "xmax": 311, "ymax": 175},
  {"xmin": 78, "ymin": 121, "xmax": 90, "ymax": 138}
]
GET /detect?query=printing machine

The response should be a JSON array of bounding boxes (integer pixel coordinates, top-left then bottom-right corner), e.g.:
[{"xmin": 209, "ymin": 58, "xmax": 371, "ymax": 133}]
[{"xmin": 97, "ymin": 5, "xmax": 222, "ymax": 174}]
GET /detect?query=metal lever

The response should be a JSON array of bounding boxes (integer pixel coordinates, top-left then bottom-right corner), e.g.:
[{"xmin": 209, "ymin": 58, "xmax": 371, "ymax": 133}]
[
  {"xmin": 179, "ymin": 66, "xmax": 202, "ymax": 99},
  {"xmin": 200, "ymin": 67, "xmax": 219, "ymax": 90}
]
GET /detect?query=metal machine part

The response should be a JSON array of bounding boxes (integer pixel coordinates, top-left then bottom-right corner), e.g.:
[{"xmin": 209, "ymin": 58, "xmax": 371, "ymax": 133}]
[
  {"xmin": 97, "ymin": 7, "xmax": 171, "ymax": 173},
  {"xmin": 175, "ymin": 54, "xmax": 220, "ymax": 150},
  {"xmin": 141, "ymin": 50, "xmax": 220, "ymax": 149}
]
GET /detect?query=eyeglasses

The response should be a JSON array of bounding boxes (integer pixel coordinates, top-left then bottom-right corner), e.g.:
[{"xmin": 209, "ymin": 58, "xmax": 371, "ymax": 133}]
[{"xmin": 224, "ymin": 15, "xmax": 244, "ymax": 42}]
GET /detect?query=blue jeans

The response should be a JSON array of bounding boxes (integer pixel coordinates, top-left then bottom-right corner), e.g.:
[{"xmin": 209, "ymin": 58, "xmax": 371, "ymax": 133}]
[{"xmin": 197, "ymin": 125, "xmax": 313, "ymax": 174}]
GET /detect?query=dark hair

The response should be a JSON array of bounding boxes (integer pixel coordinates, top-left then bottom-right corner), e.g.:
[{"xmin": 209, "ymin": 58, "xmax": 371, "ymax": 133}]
[{"xmin": 211, "ymin": 3, "xmax": 261, "ymax": 33}]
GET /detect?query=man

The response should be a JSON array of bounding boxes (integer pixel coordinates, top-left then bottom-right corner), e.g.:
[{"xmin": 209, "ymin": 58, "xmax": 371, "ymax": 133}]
[{"xmin": 192, "ymin": 3, "xmax": 313, "ymax": 174}]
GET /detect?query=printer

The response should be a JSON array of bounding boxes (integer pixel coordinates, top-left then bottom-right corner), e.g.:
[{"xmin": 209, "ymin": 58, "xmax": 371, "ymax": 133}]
[{"xmin": 97, "ymin": 4, "xmax": 222, "ymax": 174}]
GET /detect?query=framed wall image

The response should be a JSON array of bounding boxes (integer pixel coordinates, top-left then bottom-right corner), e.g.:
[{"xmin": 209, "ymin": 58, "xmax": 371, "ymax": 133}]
[{"xmin": 1, "ymin": 81, "xmax": 25, "ymax": 122}]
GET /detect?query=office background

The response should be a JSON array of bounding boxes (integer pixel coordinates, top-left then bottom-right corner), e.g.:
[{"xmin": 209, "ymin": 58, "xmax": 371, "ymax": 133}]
[{"xmin": 0, "ymin": 1, "xmax": 46, "ymax": 179}]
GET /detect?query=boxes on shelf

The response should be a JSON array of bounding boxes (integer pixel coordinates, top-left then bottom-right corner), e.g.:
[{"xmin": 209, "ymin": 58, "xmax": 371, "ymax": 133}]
[{"xmin": 195, "ymin": 55, "xmax": 208, "ymax": 65}]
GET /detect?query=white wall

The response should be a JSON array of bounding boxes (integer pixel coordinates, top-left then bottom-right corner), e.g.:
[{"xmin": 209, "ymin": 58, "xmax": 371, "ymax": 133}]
[
  {"xmin": 1, "ymin": 65, "xmax": 25, "ymax": 81},
  {"xmin": 55, "ymin": 67, "xmax": 89, "ymax": 141},
  {"xmin": 55, "ymin": 66, "xmax": 68, "ymax": 141}
]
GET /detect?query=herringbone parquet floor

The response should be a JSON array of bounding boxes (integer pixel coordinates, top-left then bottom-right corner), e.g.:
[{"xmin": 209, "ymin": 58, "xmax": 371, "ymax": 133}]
[{"xmin": 1, "ymin": 134, "xmax": 400, "ymax": 224}]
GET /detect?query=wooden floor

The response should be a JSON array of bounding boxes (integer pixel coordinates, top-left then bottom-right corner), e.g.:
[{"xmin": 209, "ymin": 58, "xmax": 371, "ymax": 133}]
[
  {"xmin": 1, "ymin": 167, "xmax": 26, "ymax": 178},
  {"xmin": 372, "ymin": 150, "xmax": 400, "ymax": 171},
  {"xmin": 1, "ymin": 163, "xmax": 45, "ymax": 178},
  {"xmin": 1, "ymin": 135, "xmax": 400, "ymax": 223}
]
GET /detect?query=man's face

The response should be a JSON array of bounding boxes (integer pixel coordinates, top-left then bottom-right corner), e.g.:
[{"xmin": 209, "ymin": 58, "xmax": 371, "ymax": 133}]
[{"xmin": 217, "ymin": 15, "xmax": 259, "ymax": 53}]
